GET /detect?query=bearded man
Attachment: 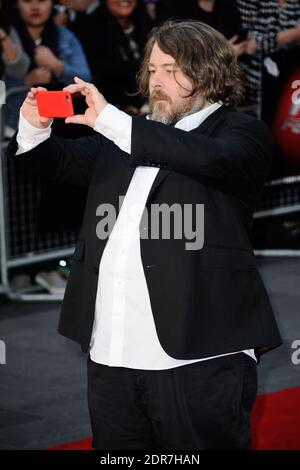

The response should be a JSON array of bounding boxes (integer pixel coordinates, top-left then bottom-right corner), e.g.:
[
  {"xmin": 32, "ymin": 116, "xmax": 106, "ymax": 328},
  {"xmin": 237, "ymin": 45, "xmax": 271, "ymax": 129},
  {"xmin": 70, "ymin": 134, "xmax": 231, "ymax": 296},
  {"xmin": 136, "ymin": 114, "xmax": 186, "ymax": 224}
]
[{"xmin": 7, "ymin": 20, "xmax": 282, "ymax": 450}]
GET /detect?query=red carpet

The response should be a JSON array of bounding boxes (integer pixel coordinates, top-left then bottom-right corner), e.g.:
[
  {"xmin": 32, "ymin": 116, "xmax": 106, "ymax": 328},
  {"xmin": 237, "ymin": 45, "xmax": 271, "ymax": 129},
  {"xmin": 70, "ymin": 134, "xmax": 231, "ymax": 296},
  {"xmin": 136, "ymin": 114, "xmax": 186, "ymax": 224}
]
[
  {"xmin": 251, "ymin": 386, "xmax": 300, "ymax": 450},
  {"xmin": 49, "ymin": 387, "xmax": 300, "ymax": 450}
]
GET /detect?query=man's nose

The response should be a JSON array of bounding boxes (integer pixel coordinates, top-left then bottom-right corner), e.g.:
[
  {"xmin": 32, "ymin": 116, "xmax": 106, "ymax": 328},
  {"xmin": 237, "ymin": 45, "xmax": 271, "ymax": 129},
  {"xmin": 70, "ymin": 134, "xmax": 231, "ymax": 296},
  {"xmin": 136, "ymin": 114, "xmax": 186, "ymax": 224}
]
[{"xmin": 151, "ymin": 71, "xmax": 165, "ymax": 88}]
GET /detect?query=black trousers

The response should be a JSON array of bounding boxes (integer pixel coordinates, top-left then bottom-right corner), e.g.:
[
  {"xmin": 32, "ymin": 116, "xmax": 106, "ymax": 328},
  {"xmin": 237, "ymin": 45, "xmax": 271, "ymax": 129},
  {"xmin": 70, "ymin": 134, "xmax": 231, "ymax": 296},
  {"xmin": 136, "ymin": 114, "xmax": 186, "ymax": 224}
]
[{"xmin": 87, "ymin": 352, "xmax": 257, "ymax": 450}]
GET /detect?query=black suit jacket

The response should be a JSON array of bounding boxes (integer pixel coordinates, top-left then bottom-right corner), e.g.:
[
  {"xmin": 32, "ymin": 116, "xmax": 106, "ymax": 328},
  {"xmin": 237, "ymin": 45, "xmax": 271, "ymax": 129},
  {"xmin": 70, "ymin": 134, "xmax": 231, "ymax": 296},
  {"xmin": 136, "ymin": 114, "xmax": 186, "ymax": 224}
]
[{"xmin": 7, "ymin": 104, "xmax": 282, "ymax": 359}]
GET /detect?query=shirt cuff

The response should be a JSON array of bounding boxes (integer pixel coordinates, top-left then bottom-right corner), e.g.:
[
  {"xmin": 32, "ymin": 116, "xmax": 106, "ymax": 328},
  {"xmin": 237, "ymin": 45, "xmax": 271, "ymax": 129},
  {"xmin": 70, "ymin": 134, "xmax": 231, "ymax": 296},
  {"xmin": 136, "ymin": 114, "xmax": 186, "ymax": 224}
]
[
  {"xmin": 93, "ymin": 103, "xmax": 132, "ymax": 155},
  {"xmin": 16, "ymin": 110, "xmax": 53, "ymax": 155}
]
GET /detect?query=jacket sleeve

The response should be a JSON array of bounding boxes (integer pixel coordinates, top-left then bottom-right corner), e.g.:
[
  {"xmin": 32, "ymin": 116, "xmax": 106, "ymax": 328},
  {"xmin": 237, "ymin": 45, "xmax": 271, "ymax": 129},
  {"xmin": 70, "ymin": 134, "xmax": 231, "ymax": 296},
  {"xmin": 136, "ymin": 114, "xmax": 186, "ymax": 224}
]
[
  {"xmin": 129, "ymin": 112, "xmax": 273, "ymax": 202},
  {"xmin": 6, "ymin": 131, "xmax": 105, "ymax": 188}
]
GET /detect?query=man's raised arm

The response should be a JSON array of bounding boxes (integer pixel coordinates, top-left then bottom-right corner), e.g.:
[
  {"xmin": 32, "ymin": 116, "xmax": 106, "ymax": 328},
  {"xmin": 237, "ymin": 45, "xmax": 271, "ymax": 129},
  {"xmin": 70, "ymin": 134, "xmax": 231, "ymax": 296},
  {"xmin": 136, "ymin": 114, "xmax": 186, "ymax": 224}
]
[{"xmin": 6, "ymin": 85, "xmax": 104, "ymax": 188}]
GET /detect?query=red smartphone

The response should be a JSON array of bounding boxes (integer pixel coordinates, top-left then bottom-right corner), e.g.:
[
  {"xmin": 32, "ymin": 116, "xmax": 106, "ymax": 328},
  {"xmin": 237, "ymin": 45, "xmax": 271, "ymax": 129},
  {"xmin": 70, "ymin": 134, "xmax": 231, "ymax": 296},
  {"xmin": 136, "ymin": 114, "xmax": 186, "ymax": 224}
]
[{"xmin": 36, "ymin": 91, "xmax": 74, "ymax": 118}]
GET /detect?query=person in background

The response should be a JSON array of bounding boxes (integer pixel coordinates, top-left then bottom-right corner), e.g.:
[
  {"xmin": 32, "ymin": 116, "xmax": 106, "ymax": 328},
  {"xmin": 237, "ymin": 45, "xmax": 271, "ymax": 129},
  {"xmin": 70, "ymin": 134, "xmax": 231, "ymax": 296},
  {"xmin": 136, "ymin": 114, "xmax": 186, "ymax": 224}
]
[
  {"xmin": 4, "ymin": 0, "xmax": 91, "ymax": 130},
  {"xmin": 143, "ymin": 0, "xmax": 157, "ymax": 20},
  {"xmin": 0, "ymin": 0, "xmax": 29, "ymax": 80},
  {"xmin": 237, "ymin": 0, "xmax": 300, "ymax": 247},
  {"xmin": 8, "ymin": 20, "xmax": 282, "ymax": 450},
  {"xmin": 54, "ymin": 0, "xmax": 102, "ymax": 26},
  {"xmin": 53, "ymin": 0, "xmax": 104, "ymax": 71},
  {"xmin": 156, "ymin": 0, "xmax": 249, "ymax": 58},
  {"xmin": 155, "ymin": 0, "xmax": 176, "ymax": 23}
]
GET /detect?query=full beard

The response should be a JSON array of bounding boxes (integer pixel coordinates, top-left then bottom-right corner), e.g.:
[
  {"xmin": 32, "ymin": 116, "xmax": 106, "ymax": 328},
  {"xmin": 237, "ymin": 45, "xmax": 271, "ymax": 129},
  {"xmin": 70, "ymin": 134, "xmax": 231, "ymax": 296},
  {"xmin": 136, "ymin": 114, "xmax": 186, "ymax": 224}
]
[{"xmin": 149, "ymin": 93, "xmax": 207, "ymax": 126}]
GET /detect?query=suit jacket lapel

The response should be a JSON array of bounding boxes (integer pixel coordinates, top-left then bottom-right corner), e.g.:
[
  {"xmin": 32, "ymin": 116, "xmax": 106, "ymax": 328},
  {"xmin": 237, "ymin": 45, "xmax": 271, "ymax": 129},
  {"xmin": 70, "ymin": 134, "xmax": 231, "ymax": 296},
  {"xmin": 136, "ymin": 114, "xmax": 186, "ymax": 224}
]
[{"xmin": 145, "ymin": 105, "xmax": 230, "ymax": 204}]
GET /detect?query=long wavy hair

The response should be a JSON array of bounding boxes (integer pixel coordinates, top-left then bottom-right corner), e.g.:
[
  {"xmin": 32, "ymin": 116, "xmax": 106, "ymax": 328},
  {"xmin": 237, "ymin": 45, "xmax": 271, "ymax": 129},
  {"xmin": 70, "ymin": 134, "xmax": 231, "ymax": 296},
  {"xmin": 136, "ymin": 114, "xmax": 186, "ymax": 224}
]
[{"xmin": 135, "ymin": 19, "xmax": 246, "ymax": 107}]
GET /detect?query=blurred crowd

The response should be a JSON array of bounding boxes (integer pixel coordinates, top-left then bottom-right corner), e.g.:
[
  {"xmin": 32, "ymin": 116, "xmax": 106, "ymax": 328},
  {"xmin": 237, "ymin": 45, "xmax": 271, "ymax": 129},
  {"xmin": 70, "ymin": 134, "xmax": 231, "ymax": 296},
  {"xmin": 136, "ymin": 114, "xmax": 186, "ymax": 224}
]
[{"xmin": 1, "ymin": 0, "xmax": 300, "ymax": 128}]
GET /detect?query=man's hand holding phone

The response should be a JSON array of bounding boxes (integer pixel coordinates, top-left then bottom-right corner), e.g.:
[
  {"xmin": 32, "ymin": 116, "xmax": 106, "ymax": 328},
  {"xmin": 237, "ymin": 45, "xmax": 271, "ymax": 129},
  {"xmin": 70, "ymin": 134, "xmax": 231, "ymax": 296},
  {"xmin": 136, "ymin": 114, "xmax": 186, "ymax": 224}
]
[
  {"xmin": 63, "ymin": 76, "xmax": 108, "ymax": 128},
  {"xmin": 20, "ymin": 77, "xmax": 108, "ymax": 130}
]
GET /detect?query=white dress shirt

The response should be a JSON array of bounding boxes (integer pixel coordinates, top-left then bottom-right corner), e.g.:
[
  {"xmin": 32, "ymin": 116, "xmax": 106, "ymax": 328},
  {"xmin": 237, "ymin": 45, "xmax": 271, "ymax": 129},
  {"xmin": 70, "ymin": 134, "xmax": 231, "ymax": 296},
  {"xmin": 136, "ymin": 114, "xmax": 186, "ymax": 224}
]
[{"xmin": 16, "ymin": 103, "xmax": 256, "ymax": 368}]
